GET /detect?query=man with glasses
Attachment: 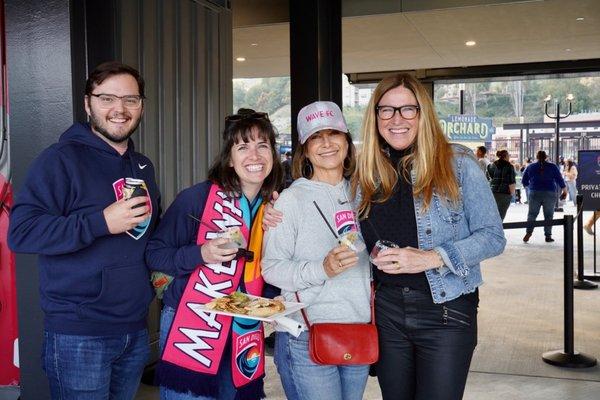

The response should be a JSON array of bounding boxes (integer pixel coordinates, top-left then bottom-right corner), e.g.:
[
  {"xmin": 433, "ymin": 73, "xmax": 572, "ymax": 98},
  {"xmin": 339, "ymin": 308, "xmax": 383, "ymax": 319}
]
[{"xmin": 9, "ymin": 61, "xmax": 160, "ymax": 399}]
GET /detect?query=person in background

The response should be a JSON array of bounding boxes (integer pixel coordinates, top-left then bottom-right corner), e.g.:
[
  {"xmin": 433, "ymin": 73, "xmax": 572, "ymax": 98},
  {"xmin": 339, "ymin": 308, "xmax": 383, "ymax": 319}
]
[
  {"xmin": 558, "ymin": 156, "xmax": 565, "ymax": 173},
  {"xmin": 8, "ymin": 61, "xmax": 159, "ymax": 399},
  {"xmin": 353, "ymin": 73, "xmax": 505, "ymax": 400},
  {"xmin": 146, "ymin": 110, "xmax": 282, "ymax": 400},
  {"xmin": 262, "ymin": 101, "xmax": 371, "ymax": 400},
  {"xmin": 521, "ymin": 157, "xmax": 533, "ymax": 203},
  {"xmin": 584, "ymin": 212, "xmax": 600, "ymax": 235},
  {"xmin": 563, "ymin": 158, "xmax": 578, "ymax": 206},
  {"xmin": 514, "ymin": 162, "xmax": 523, "ymax": 204},
  {"xmin": 282, "ymin": 150, "xmax": 293, "ymax": 188},
  {"xmin": 487, "ymin": 149, "xmax": 516, "ymax": 220},
  {"xmin": 475, "ymin": 145, "xmax": 490, "ymax": 179},
  {"xmin": 522, "ymin": 150, "xmax": 567, "ymax": 243}
]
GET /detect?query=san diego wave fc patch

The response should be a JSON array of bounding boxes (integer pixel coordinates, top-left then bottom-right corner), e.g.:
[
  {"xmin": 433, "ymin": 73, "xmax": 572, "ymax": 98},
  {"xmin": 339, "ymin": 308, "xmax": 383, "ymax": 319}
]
[{"xmin": 232, "ymin": 318, "xmax": 263, "ymax": 380}]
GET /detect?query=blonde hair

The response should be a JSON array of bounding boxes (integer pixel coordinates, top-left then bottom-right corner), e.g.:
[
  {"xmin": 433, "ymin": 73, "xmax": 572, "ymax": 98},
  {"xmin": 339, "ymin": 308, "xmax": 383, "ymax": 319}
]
[{"xmin": 352, "ymin": 73, "xmax": 459, "ymax": 217}]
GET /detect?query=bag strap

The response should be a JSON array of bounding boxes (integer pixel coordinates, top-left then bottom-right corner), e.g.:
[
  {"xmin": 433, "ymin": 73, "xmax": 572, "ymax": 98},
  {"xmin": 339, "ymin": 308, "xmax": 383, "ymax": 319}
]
[
  {"xmin": 295, "ymin": 281, "xmax": 376, "ymax": 328},
  {"xmin": 295, "ymin": 291, "xmax": 312, "ymax": 328}
]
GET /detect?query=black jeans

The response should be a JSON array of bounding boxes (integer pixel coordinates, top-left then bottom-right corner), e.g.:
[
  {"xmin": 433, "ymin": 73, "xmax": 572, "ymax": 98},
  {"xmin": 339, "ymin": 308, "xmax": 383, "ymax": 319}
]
[{"xmin": 375, "ymin": 284, "xmax": 478, "ymax": 400}]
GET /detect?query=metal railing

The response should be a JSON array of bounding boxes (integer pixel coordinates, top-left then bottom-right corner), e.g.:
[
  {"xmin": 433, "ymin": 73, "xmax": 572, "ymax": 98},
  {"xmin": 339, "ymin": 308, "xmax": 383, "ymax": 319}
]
[{"xmin": 502, "ymin": 214, "xmax": 596, "ymax": 368}]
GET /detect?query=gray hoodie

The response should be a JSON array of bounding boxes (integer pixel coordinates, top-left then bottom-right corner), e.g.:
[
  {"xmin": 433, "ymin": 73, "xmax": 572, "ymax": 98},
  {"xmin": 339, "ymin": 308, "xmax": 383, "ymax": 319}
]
[{"xmin": 262, "ymin": 178, "xmax": 371, "ymax": 329}]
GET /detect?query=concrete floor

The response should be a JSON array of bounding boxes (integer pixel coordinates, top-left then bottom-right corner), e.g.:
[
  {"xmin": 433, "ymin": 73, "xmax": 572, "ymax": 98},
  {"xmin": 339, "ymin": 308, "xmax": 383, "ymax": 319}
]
[{"xmin": 136, "ymin": 202, "xmax": 600, "ymax": 400}]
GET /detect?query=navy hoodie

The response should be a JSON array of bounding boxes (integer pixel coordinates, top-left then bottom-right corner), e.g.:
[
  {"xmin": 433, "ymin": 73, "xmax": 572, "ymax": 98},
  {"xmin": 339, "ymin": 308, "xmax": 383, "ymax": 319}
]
[
  {"xmin": 522, "ymin": 160, "xmax": 566, "ymax": 192},
  {"xmin": 9, "ymin": 123, "xmax": 161, "ymax": 335}
]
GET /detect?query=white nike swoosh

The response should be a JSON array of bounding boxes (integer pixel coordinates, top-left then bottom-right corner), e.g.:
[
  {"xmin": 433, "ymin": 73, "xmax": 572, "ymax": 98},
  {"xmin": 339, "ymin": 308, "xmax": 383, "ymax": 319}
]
[{"xmin": 138, "ymin": 164, "xmax": 147, "ymax": 169}]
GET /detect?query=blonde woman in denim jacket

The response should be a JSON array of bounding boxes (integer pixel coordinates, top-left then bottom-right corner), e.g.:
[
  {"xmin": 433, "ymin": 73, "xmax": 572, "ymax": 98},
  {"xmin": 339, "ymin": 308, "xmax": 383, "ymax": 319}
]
[{"xmin": 352, "ymin": 73, "xmax": 506, "ymax": 400}]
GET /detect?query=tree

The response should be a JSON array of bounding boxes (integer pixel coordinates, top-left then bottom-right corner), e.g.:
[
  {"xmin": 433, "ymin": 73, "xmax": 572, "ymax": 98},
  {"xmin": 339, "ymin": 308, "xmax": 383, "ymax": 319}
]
[
  {"xmin": 507, "ymin": 80, "xmax": 524, "ymax": 118},
  {"xmin": 343, "ymin": 106, "xmax": 366, "ymax": 140},
  {"xmin": 233, "ymin": 81, "xmax": 249, "ymax": 112},
  {"xmin": 239, "ymin": 77, "xmax": 290, "ymax": 115}
]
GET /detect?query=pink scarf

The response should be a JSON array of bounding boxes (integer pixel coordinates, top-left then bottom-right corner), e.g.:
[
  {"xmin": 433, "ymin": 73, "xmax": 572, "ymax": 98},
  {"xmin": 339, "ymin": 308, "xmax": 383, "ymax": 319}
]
[{"xmin": 156, "ymin": 184, "xmax": 265, "ymax": 399}]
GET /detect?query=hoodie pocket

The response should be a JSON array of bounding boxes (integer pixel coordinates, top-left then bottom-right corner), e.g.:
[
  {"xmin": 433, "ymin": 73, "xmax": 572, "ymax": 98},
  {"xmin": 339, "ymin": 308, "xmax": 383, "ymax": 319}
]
[{"xmin": 77, "ymin": 264, "xmax": 153, "ymax": 322}]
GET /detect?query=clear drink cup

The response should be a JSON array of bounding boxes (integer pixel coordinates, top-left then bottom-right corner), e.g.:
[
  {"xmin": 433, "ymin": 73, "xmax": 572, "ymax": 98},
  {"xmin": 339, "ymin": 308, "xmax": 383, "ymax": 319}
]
[
  {"xmin": 339, "ymin": 230, "xmax": 367, "ymax": 253},
  {"xmin": 216, "ymin": 226, "xmax": 247, "ymax": 249},
  {"xmin": 369, "ymin": 240, "xmax": 399, "ymax": 267}
]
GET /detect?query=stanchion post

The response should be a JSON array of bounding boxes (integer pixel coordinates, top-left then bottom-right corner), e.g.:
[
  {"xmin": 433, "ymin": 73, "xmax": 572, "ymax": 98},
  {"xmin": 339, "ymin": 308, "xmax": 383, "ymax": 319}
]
[
  {"xmin": 542, "ymin": 215, "xmax": 597, "ymax": 368},
  {"xmin": 574, "ymin": 195, "xmax": 597, "ymax": 289},
  {"xmin": 565, "ymin": 214, "xmax": 574, "ymax": 354}
]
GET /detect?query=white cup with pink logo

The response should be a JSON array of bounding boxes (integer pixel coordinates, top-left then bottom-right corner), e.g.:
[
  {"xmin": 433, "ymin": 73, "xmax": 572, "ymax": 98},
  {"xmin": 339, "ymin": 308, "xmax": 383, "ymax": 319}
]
[{"xmin": 339, "ymin": 230, "xmax": 367, "ymax": 253}]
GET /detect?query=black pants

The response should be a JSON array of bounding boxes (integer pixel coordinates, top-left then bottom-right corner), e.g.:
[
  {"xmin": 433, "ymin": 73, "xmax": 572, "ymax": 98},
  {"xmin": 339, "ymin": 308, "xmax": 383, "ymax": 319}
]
[
  {"xmin": 492, "ymin": 192, "xmax": 512, "ymax": 221},
  {"xmin": 375, "ymin": 284, "xmax": 478, "ymax": 400}
]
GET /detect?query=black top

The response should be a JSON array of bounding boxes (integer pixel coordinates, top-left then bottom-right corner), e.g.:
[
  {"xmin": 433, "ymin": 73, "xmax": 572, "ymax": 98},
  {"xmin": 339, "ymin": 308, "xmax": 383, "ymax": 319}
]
[
  {"xmin": 361, "ymin": 147, "xmax": 429, "ymax": 290},
  {"xmin": 488, "ymin": 159, "xmax": 516, "ymax": 194}
]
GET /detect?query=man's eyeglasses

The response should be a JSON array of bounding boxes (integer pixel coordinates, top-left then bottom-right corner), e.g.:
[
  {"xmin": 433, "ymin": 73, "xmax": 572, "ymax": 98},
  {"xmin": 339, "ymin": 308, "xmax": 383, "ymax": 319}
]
[
  {"xmin": 376, "ymin": 105, "xmax": 420, "ymax": 120},
  {"xmin": 89, "ymin": 93, "xmax": 144, "ymax": 109}
]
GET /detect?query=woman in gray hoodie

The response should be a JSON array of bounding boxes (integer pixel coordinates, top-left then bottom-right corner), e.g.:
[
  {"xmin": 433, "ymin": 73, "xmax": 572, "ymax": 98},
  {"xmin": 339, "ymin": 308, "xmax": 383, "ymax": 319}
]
[{"xmin": 262, "ymin": 101, "xmax": 371, "ymax": 400}]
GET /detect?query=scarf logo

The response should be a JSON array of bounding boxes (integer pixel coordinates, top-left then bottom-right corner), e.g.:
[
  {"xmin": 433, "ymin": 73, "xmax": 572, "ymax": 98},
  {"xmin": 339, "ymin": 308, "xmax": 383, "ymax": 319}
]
[
  {"xmin": 112, "ymin": 178, "xmax": 152, "ymax": 240},
  {"xmin": 233, "ymin": 318, "xmax": 263, "ymax": 380},
  {"xmin": 236, "ymin": 343, "xmax": 261, "ymax": 379}
]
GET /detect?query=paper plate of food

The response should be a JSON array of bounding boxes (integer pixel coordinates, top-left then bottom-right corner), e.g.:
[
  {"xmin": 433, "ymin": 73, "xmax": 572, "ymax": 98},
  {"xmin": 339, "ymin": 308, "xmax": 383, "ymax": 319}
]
[{"xmin": 191, "ymin": 292, "xmax": 306, "ymax": 322}]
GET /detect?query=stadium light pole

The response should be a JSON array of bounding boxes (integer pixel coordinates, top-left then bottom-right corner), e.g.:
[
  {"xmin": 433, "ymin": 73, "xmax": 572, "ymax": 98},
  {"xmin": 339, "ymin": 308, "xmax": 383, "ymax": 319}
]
[
  {"xmin": 545, "ymin": 94, "xmax": 573, "ymax": 212},
  {"xmin": 544, "ymin": 94, "xmax": 573, "ymax": 164}
]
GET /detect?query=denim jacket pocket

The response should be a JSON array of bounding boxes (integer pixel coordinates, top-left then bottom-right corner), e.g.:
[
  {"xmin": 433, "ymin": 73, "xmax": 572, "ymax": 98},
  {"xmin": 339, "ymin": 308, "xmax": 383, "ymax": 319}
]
[{"xmin": 77, "ymin": 263, "xmax": 153, "ymax": 322}]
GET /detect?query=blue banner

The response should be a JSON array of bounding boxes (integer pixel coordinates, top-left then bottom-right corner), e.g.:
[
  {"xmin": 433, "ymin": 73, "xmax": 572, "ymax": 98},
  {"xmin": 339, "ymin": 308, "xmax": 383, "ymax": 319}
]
[
  {"xmin": 577, "ymin": 150, "xmax": 600, "ymax": 211},
  {"xmin": 439, "ymin": 115, "xmax": 495, "ymax": 141}
]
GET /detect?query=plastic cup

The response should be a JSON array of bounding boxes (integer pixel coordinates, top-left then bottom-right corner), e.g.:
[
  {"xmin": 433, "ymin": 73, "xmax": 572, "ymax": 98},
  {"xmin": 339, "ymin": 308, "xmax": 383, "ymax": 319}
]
[
  {"xmin": 216, "ymin": 227, "xmax": 247, "ymax": 249},
  {"xmin": 339, "ymin": 230, "xmax": 367, "ymax": 253},
  {"xmin": 369, "ymin": 240, "xmax": 399, "ymax": 267}
]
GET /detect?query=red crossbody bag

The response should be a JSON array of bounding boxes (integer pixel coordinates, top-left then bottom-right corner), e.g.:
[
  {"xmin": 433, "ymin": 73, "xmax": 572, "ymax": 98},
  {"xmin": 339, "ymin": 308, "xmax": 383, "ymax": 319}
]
[{"xmin": 295, "ymin": 283, "xmax": 378, "ymax": 365}]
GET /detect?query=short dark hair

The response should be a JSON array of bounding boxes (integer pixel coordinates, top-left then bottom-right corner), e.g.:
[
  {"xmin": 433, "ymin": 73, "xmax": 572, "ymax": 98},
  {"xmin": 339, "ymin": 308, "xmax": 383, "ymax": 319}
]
[
  {"xmin": 477, "ymin": 146, "xmax": 487, "ymax": 155},
  {"xmin": 536, "ymin": 150, "xmax": 547, "ymax": 161},
  {"xmin": 85, "ymin": 61, "xmax": 145, "ymax": 97},
  {"xmin": 496, "ymin": 149, "xmax": 509, "ymax": 160},
  {"xmin": 207, "ymin": 114, "xmax": 283, "ymax": 201},
  {"xmin": 292, "ymin": 130, "xmax": 356, "ymax": 180}
]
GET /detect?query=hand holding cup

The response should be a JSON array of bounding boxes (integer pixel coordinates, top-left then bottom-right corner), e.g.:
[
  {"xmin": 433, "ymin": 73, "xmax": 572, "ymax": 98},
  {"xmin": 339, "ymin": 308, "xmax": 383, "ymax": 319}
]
[
  {"xmin": 323, "ymin": 244, "xmax": 359, "ymax": 278},
  {"xmin": 103, "ymin": 197, "xmax": 150, "ymax": 234},
  {"xmin": 201, "ymin": 237, "xmax": 238, "ymax": 264}
]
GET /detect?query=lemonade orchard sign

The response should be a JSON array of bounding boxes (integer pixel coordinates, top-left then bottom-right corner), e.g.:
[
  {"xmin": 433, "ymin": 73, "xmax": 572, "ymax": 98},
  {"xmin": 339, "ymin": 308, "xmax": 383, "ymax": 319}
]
[{"xmin": 439, "ymin": 115, "xmax": 495, "ymax": 141}]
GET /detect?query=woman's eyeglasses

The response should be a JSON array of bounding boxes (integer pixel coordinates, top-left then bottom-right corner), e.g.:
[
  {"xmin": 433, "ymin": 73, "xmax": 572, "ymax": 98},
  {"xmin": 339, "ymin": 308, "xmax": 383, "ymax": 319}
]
[
  {"xmin": 375, "ymin": 105, "xmax": 420, "ymax": 120},
  {"xmin": 225, "ymin": 112, "xmax": 269, "ymax": 125}
]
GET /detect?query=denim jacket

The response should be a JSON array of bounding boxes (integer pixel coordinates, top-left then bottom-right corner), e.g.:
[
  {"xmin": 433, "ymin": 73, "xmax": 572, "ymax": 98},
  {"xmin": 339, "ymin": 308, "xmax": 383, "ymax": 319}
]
[{"xmin": 415, "ymin": 144, "xmax": 506, "ymax": 303}]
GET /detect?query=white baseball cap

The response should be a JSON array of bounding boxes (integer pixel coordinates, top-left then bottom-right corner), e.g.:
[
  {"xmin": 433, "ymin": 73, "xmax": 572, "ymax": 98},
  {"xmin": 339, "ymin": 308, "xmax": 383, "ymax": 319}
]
[{"xmin": 297, "ymin": 101, "xmax": 349, "ymax": 144}]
